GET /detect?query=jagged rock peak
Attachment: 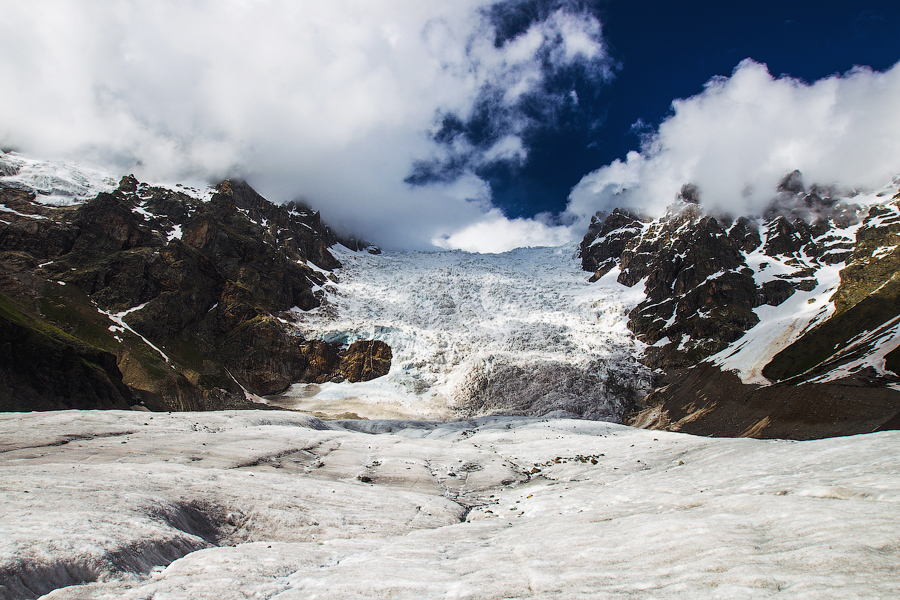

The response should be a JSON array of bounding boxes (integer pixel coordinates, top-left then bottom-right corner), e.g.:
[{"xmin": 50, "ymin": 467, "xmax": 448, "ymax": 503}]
[
  {"xmin": 0, "ymin": 166, "xmax": 395, "ymax": 412},
  {"xmin": 579, "ymin": 173, "xmax": 891, "ymax": 372},
  {"xmin": 676, "ymin": 183, "xmax": 701, "ymax": 204},
  {"xmin": 118, "ymin": 174, "xmax": 139, "ymax": 193},
  {"xmin": 777, "ymin": 170, "xmax": 805, "ymax": 195}
]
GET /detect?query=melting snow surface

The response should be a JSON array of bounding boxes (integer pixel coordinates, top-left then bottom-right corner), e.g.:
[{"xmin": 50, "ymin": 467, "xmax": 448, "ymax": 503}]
[
  {"xmin": 2, "ymin": 410, "xmax": 900, "ymax": 598},
  {"xmin": 282, "ymin": 244, "xmax": 649, "ymax": 420}
]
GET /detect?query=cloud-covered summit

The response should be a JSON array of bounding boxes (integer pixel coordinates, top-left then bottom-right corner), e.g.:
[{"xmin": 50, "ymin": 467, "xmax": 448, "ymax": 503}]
[
  {"xmin": 0, "ymin": 0, "xmax": 610, "ymax": 251},
  {"xmin": 568, "ymin": 59, "xmax": 900, "ymax": 221},
  {"xmin": 4, "ymin": 3, "xmax": 898, "ymax": 252}
]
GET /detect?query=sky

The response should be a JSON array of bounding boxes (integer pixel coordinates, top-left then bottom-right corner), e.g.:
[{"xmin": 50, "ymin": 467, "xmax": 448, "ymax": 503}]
[{"xmin": 1, "ymin": 1, "xmax": 899, "ymax": 252}]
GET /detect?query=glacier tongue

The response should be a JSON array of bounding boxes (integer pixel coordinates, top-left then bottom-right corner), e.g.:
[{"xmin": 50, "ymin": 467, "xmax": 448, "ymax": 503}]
[{"xmin": 280, "ymin": 243, "xmax": 650, "ymax": 421}]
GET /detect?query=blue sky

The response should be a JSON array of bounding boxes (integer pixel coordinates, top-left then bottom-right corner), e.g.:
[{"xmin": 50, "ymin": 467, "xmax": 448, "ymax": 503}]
[
  {"xmin": 2, "ymin": 1, "xmax": 899, "ymax": 251},
  {"xmin": 463, "ymin": 0, "xmax": 900, "ymax": 219}
]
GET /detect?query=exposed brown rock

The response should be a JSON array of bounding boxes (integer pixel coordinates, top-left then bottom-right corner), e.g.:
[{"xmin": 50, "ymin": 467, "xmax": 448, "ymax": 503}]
[
  {"xmin": 295, "ymin": 339, "xmax": 393, "ymax": 385},
  {"xmin": 0, "ymin": 173, "xmax": 355, "ymax": 412},
  {"xmin": 339, "ymin": 340, "xmax": 392, "ymax": 382},
  {"xmin": 300, "ymin": 340, "xmax": 342, "ymax": 383},
  {"xmin": 630, "ymin": 363, "xmax": 900, "ymax": 440}
]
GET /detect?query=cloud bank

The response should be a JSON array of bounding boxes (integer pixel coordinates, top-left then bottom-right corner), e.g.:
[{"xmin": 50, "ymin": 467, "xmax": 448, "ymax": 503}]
[
  {"xmin": 0, "ymin": 0, "xmax": 609, "ymax": 251},
  {"xmin": 568, "ymin": 59, "xmax": 900, "ymax": 221}
]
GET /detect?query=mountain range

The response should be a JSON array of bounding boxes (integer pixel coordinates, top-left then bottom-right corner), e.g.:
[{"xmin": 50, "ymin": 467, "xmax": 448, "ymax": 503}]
[
  {"xmin": 581, "ymin": 174, "xmax": 900, "ymax": 438},
  {"xmin": 1, "ymin": 151, "xmax": 899, "ymax": 439}
]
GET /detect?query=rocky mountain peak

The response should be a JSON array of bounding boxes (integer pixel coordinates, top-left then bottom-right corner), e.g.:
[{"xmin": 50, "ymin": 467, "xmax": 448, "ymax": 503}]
[
  {"xmin": 582, "ymin": 173, "xmax": 900, "ymax": 438},
  {"xmin": 0, "ymin": 161, "xmax": 389, "ymax": 412},
  {"xmin": 676, "ymin": 183, "xmax": 701, "ymax": 204},
  {"xmin": 777, "ymin": 169, "xmax": 805, "ymax": 195},
  {"xmin": 580, "ymin": 173, "xmax": 895, "ymax": 373}
]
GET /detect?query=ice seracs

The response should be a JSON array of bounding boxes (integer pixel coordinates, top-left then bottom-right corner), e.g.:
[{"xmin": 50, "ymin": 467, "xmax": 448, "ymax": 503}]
[{"xmin": 279, "ymin": 243, "xmax": 651, "ymax": 421}]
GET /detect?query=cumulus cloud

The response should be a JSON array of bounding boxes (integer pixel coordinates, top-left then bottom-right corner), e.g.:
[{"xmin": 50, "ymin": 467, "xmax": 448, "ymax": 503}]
[
  {"xmin": 433, "ymin": 210, "xmax": 577, "ymax": 253},
  {"xmin": 568, "ymin": 59, "xmax": 900, "ymax": 220},
  {"xmin": 0, "ymin": 0, "xmax": 609, "ymax": 251}
]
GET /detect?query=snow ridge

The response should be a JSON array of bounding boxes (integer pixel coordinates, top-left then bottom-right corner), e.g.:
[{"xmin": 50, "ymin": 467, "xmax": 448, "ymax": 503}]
[{"xmin": 0, "ymin": 151, "xmax": 215, "ymax": 205}]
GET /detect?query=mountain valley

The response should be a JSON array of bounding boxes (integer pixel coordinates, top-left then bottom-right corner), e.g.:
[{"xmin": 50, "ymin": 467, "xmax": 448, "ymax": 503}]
[
  {"xmin": 4, "ymin": 153, "xmax": 900, "ymax": 598},
  {"xmin": 2, "ymin": 152, "xmax": 899, "ymax": 438}
]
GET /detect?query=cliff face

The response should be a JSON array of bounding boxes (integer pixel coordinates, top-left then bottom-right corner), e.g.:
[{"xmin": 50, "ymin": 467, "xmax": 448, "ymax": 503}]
[
  {"xmin": 0, "ymin": 161, "xmax": 389, "ymax": 412},
  {"xmin": 581, "ymin": 175, "xmax": 900, "ymax": 438}
]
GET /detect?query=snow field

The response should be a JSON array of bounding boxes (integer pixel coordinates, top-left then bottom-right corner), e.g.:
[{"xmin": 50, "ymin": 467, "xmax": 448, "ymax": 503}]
[
  {"xmin": 283, "ymin": 244, "xmax": 650, "ymax": 420},
  {"xmin": 2, "ymin": 410, "xmax": 900, "ymax": 598},
  {"xmin": 0, "ymin": 151, "xmax": 215, "ymax": 206}
]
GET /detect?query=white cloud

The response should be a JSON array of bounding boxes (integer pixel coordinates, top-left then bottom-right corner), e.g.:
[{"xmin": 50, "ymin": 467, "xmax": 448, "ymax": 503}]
[
  {"xmin": 0, "ymin": 0, "xmax": 609, "ymax": 251},
  {"xmin": 433, "ymin": 210, "xmax": 577, "ymax": 253},
  {"xmin": 482, "ymin": 135, "xmax": 528, "ymax": 164},
  {"xmin": 568, "ymin": 59, "xmax": 900, "ymax": 220}
]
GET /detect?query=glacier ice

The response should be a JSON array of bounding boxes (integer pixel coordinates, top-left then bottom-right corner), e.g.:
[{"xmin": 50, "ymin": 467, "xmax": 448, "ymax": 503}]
[{"xmin": 281, "ymin": 243, "xmax": 651, "ymax": 421}]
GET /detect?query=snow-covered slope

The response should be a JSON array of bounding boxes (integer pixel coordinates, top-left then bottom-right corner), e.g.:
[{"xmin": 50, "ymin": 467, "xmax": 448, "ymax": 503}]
[
  {"xmin": 279, "ymin": 244, "xmax": 651, "ymax": 420},
  {"xmin": 3, "ymin": 410, "xmax": 900, "ymax": 598},
  {"xmin": 580, "ymin": 175, "xmax": 900, "ymax": 388},
  {"xmin": 0, "ymin": 150, "xmax": 214, "ymax": 205}
]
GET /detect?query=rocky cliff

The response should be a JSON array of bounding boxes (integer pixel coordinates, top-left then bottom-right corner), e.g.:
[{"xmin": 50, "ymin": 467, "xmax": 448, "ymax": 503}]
[
  {"xmin": 581, "ymin": 173, "xmax": 900, "ymax": 438},
  {"xmin": 0, "ymin": 154, "xmax": 390, "ymax": 412}
]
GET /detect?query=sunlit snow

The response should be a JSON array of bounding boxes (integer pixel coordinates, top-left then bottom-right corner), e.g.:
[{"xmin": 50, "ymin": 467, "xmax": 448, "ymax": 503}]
[
  {"xmin": 2, "ymin": 410, "xmax": 900, "ymax": 598},
  {"xmin": 711, "ymin": 262, "xmax": 843, "ymax": 385}
]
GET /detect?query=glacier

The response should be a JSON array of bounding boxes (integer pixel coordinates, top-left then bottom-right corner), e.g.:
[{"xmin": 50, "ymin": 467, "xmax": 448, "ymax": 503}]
[
  {"xmin": 3, "ymin": 410, "xmax": 900, "ymax": 598},
  {"xmin": 277, "ymin": 244, "xmax": 652, "ymax": 421}
]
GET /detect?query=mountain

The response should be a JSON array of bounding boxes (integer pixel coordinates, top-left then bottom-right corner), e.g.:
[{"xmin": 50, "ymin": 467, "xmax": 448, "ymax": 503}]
[
  {"xmin": 0, "ymin": 152, "xmax": 389, "ymax": 412},
  {"xmin": 4, "ymin": 151, "xmax": 900, "ymax": 440},
  {"xmin": 580, "ymin": 173, "xmax": 900, "ymax": 438},
  {"xmin": 0, "ymin": 152, "xmax": 653, "ymax": 423}
]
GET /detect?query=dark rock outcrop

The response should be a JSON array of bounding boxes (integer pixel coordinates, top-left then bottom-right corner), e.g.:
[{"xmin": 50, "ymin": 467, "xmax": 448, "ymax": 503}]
[
  {"xmin": 579, "ymin": 209, "xmax": 646, "ymax": 280},
  {"xmin": 0, "ymin": 173, "xmax": 390, "ymax": 412},
  {"xmin": 582, "ymin": 172, "xmax": 900, "ymax": 439},
  {"xmin": 296, "ymin": 339, "xmax": 392, "ymax": 384},
  {"xmin": 0, "ymin": 291, "xmax": 132, "ymax": 411},
  {"xmin": 631, "ymin": 363, "xmax": 900, "ymax": 440}
]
